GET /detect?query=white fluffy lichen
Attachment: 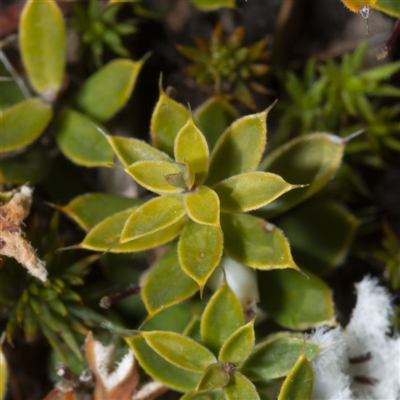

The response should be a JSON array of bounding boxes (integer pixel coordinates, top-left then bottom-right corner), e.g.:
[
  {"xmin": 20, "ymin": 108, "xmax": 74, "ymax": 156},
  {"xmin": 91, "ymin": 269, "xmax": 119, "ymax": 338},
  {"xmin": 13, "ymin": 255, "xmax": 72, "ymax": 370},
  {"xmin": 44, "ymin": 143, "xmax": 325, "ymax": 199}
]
[
  {"xmin": 310, "ymin": 277, "xmax": 400, "ymax": 400},
  {"xmin": 0, "ymin": 185, "xmax": 47, "ymax": 282}
]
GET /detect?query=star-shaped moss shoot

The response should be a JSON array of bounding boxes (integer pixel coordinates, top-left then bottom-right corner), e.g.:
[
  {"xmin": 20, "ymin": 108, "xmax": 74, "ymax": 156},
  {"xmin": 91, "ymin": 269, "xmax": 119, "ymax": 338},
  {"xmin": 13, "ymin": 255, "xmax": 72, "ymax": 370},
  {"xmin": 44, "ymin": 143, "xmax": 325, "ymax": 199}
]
[
  {"xmin": 177, "ymin": 22, "xmax": 269, "ymax": 109},
  {"xmin": 126, "ymin": 280, "xmax": 319, "ymax": 399}
]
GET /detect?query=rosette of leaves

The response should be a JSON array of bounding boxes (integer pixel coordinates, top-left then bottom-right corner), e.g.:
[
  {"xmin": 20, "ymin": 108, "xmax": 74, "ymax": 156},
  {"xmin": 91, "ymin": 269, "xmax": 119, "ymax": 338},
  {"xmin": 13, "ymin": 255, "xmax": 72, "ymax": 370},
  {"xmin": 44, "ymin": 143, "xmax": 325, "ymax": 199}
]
[
  {"xmin": 177, "ymin": 23, "xmax": 269, "ymax": 109},
  {"xmin": 0, "ymin": 0, "xmax": 145, "ymax": 185},
  {"xmin": 72, "ymin": 0, "xmax": 136, "ymax": 67},
  {"xmin": 78, "ymin": 97, "xmax": 304, "ymax": 298},
  {"xmin": 62, "ymin": 89, "xmax": 357, "ymax": 331},
  {"xmin": 0, "ymin": 212, "xmax": 128, "ymax": 365},
  {"xmin": 126, "ymin": 279, "xmax": 318, "ymax": 399}
]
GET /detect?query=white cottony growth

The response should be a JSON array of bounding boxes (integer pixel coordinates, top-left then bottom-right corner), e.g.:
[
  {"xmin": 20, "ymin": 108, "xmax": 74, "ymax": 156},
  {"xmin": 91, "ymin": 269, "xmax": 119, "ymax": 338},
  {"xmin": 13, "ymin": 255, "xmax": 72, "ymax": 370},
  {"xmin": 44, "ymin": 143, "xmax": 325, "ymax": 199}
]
[
  {"xmin": 310, "ymin": 327, "xmax": 353, "ymax": 400},
  {"xmin": 93, "ymin": 340, "xmax": 135, "ymax": 392},
  {"xmin": 310, "ymin": 277, "xmax": 400, "ymax": 400}
]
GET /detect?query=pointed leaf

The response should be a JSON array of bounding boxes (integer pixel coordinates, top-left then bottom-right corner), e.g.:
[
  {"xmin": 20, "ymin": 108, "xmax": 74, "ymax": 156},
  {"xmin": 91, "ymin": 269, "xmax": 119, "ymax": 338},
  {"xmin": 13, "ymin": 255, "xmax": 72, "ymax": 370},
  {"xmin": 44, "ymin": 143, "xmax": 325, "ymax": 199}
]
[
  {"xmin": 20, "ymin": 0, "xmax": 66, "ymax": 99},
  {"xmin": 275, "ymin": 201, "xmax": 358, "ymax": 275},
  {"xmin": 126, "ymin": 161, "xmax": 183, "ymax": 194},
  {"xmin": 219, "ymin": 320, "xmax": 255, "ymax": 365},
  {"xmin": 0, "ymin": 98, "xmax": 52, "ymax": 151},
  {"xmin": 201, "ymin": 280, "xmax": 244, "ymax": 354},
  {"xmin": 142, "ymin": 244, "xmax": 198, "ymax": 316},
  {"xmin": 61, "ymin": 193, "xmax": 143, "ymax": 231},
  {"xmin": 185, "ymin": 186, "xmax": 220, "ymax": 226},
  {"xmin": 196, "ymin": 363, "xmax": 230, "ymax": 392},
  {"xmin": 221, "ymin": 213, "xmax": 299, "ymax": 271},
  {"xmin": 258, "ymin": 133, "xmax": 345, "ymax": 217},
  {"xmin": 74, "ymin": 58, "xmax": 146, "ymax": 121},
  {"xmin": 206, "ymin": 107, "xmax": 272, "ymax": 186},
  {"xmin": 81, "ymin": 208, "xmax": 185, "ymax": 252},
  {"xmin": 258, "ymin": 268, "xmax": 335, "ymax": 330},
  {"xmin": 141, "ymin": 331, "xmax": 217, "ymax": 373},
  {"xmin": 174, "ymin": 116, "xmax": 209, "ymax": 185},
  {"xmin": 107, "ymin": 136, "xmax": 173, "ymax": 166},
  {"xmin": 359, "ymin": 61, "xmax": 400, "ymax": 82},
  {"xmin": 194, "ymin": 97, "xmax": 238, "ymax": 151},
  {"xmin": 278, "ymin": 353, "xmax": 313, "ymax": 400},
  {"xmin": 181, "ymin": 389, "xmax": 225, "ymax": 400},
  {"xmin": 151, "ymin": 87, "xmax": 189, "ymax": 155},
  {"xmin": 178, "ymin": 221, "xmax": 223, "ymax": 291},
  {"xmin": 213, "ymin": 172, "xmax": 300, "ymax": 213},
  {"xmin": 55, "ymin": 109, "xmax": 114, "ymax": 167},
  {"xmin": 239, "ymin": 337, "xmax": 319, "ymax": 381},
  {"xmin": 121, "ymin": 195, "xmax": 185, "ymax": 242},
  {"xmin": 224, "ymin": 372, "xmax": 260, "ymax": 400},
  {"xmin": 127, "ymin": 335, "xmax": 200, "ymax": 392}
]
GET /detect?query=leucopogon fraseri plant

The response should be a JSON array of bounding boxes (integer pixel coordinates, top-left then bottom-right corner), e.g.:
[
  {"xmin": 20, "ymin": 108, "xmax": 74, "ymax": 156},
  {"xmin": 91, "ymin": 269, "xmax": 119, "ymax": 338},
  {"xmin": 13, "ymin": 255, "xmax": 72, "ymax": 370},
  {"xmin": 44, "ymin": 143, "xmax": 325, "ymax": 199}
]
[
  {"xmin": 124, "ymin": 278, "xmax": 320, "ymax": 399},
  {"xmin": 60, "ymin": 87, "xmax": 358, "ymax": 332}
]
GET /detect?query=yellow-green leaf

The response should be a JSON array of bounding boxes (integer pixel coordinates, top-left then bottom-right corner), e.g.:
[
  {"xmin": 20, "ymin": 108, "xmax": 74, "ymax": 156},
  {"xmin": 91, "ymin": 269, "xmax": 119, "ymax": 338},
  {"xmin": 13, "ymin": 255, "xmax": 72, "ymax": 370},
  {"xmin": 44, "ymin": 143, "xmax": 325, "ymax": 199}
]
[
  {"xmin": 239, "ymin": 336, "xmax": 319, "ymax": 381},
  {"xmin": 175, "ymin": 116, "xmax": 209, "ymax": 186},
  {"xmin": 224, "ymin": 372, "xmax": 260, "ymax": 400},
  {"xmin": 275, "ymin": 201, "xmax": 358, "ymax": 275},
  {"xmin": 213, "ymin": 172, "xmax": 300, "ymax": 213},
  {"xmin": 126, "ymin": 161, "xmax": 183, "ymax": 194},
  {"xmin": 219, "ymin": 320, "xmax": 255, "ymax": 365},
  {"xmin": 81, "ymin": 208, "xmax": 185, "ymax": 252},
  {"xmin": 221, "ymin": 213, "xmax": 299, "ymax": 271},
  {"xmin": 0, "ymin": 98, "xmax": 52, "ymax": 152},
  {"xmin": 75, "ymin": 58, "xmax": 146, "ymax": 121},
  {"xmin": 181, "ymin": 390, "xmax": 225, "ymax": 400},
  {"xmin": 20, "ymin": 0, "xmax": 66, "ymax": 99},
  {"xmin": 194, "ymin": 97, "xmax": 238, "ymax": 151},
  {"xmin": 107, "ymin": 136, "xmax": 172, "ymax": 166},
  {"xmin": 278, "ymin": 353, "xmax": 313, "ymax": 400},
  {"xmin": 141, "ymin": 331, "xmax": 217, "ymax": 373},
  {"xmin": 375, "ymin": 0, "xmax": 400, "ymax": 17},
  {"xmin": 127, "ymin": 335, "xmax": 200, "ymax": 392},
  {"xmin": 201, "ymin": 280, "xmax": 244, "ymax": 354},
  {"xmin": 196, "ymin": 363, "xmax": 230, "ymax": 392},
  {"xmin": 55, "ymin": 109, "xmax": 114, "ymax": 167},
  {"xmin": 151, "ymin": 87, "xmax": 189, "ymax": 155},
  {"xmin": 0, "ymin": 338, "xmax": 7, "ymax": 400},
  {"xmin": 258, "ymin": 133, "xmax": 345, "ymax": 217},
  {"xmin": 142, "ymin": 244, "xmax": 198, "ymax": 317},
  {"xmin": 206, "ymin": 106, "xmax": 272, "ymax": 186},
  {"xmin": 121, "ymin": 195, "xmax": 185, "ymax": 242},
  {"xmin": 185, "ymin": 186, "xmax": 220, "ymax": 226},
  {"xmin": 178, "ymin": 221, "xmax": 223, "ymax": 292},
  {"xmin": 191, "ymin": 0, "xmax": 235, "ymax": 10},
  {"xmin": 258, "ymin": 268, "xmax": 336, "ymax": 330},
  {"xmin": 61, "ymin": 193, "xmax": 143, "ymax": 231}
]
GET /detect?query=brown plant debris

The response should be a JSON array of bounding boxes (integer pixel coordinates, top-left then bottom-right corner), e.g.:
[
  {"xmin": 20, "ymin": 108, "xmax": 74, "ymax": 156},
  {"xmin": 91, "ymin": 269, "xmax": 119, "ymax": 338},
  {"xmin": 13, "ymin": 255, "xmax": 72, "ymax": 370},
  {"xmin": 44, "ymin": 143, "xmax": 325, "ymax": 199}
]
[{"xmin": 0, "ymin": 185, "xmax": 47, "ymax": 282}]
